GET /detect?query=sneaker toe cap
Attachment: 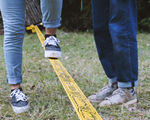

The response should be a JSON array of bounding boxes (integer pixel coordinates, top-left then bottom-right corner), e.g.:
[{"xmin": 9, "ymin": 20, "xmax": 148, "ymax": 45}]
[
  {"xmin": 99, "ymin": 100, "xmax": 112, "ymax": 107},
  {"xmin": 88, "ymin": 95, "xmax": 96, "ymax": 101},
  {"xmin": 88, "ymin": 95, "xmax": 103, "ymax": 103},
  {"xmin": 12, "ymin": 101, "xmax": 28, "ymax": 107}
]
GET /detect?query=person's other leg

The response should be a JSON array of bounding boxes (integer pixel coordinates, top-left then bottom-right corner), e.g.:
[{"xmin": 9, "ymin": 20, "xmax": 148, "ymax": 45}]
[
  {"xmin": 0, "ymin": 0, "xmax": 25, "ymax": 89},
  {"xmin": 88, "ymin": 0, "xmax": 118, "ymax": 103},
  {"xmin": 99, "ymin": 0, "xmax": 138, "ymax": 107},
  {"xmin": 41, "ymin": 0, "xmax": 63, "ymax": 58},
  {"xmin": 109, "ymin": 0, "xmax": 138, "ymax": 88},
  {"xmin": 91, "ymin": 0, "xmax": 117, "ymax": 82},
  {"xmin": 0, "ymin": 0, "xmax": 29, "ymax": 113}
]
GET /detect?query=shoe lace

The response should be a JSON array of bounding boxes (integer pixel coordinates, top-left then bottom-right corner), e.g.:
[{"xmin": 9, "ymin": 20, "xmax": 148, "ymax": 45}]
[
  {"xmin": 10, "ymin": 89, "xmax": 27, "ymax": 102},
  {"xmin": 112, "ymin": 88, "xmax": 125, "ymax": 96},
  {"xmin": 42, "ymin": 36, "xmax": 60, "ymax": 47},
  {"xmin": 100, "ymin": 85, "xmax": 109, "ymax": 91},
  {"xmin": 105, "ymin": 88, "xmax": 132, "ymax": 101},
  {"xmin": 95, "ymin": 85, "xmax": 110, "ymax": 95}
]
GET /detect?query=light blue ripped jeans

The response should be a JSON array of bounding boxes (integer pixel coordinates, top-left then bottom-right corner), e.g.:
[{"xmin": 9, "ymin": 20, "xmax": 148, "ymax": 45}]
[{"xmin": 0, "ymin": 0, "xmax": 63, "ymax": 84}]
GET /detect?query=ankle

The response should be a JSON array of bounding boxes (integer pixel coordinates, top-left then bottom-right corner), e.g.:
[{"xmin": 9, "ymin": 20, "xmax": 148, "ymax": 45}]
[
  {"xmin": 11, "ymin": 87, "xmax": 22, "ymax": 93},
  {"xmin": 11, "ymin": 84, "xmax": 21, "ymax": 90},
  {"xmin": 45, "ymin": 28, "xmax": 56, "ymax": 35},
  {"xmin": 45, "ymin": 34, "xmax": 57, "ymax": 39},
  {"xmin": 109, "ymin": 82, "xmax": 118, "ymax": 88},
  {"xmin": 120, "ymin": 87, "xmax": 135, "ymax": 96},
  {"xmin": 120, "ymin": 87, "xmax": 134, "ymax": 90}
]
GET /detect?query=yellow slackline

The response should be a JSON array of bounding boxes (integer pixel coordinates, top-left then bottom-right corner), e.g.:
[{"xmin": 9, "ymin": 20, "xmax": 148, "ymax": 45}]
[{"xmin": 26, "ymin": 25, "xmax": 103, "ymax": 120}]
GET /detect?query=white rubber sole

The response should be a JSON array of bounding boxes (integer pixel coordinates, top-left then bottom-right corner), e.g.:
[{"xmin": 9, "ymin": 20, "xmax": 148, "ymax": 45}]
[
  {"xmin": 45, "ymin": 50, "xmax": 62, "ymax": 58},
  {"xmin": 88, "ymin": 98, "xmax": 103, "ymax": 103},
  {"xmin": 11, "ymin": 104, "xmax": 29, "ymax": 114},
  {"xmin": 124, "ymin": 98, "xmax": 137, "ymax": 106},
  {"xmin": 99, "ymin": 98, "xmax": 137, "ymax": 107}
]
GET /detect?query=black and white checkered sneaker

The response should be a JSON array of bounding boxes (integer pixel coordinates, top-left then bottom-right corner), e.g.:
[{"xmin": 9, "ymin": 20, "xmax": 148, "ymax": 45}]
[
  {"xmin": 10, "ymin": 88, "xmax": 29, "ymax": 114},
  {"xmin": 43, "ymin": 35, "xmax": 62, "ymax": 58}
]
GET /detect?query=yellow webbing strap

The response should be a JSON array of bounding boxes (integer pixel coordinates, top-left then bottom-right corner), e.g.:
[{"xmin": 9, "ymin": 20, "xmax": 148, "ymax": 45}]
[{"xmin": 34, "ymin": 25, "xmax": 103, "ymax": 120}]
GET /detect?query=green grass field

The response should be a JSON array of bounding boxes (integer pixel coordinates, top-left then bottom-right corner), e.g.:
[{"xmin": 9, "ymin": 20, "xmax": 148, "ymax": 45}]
[{"xmin": 0, "ymin": 31, "xmax": 150, "ymax": 120}]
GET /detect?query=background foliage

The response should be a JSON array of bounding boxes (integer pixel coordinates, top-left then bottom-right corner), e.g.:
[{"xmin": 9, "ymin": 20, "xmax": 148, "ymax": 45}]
[
  {"xmin": 61, "ymin": 0, "xmax": 92, "ymax": 31},
  {"xmin": 138, "ymin": 0, "xmax": 150, "ymax": 31},
  {"xmin": 62, "ymin": 0, "xmax": 150, "ymax": 31}
]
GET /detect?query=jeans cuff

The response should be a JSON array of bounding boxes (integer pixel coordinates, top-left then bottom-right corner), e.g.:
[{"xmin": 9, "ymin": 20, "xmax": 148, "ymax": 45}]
[
  {"xmin": 118, "ymin": 80, "xmax": 138, "ymax": 88},
  {"xmin": 43, "ymin": 19, "xmax": 61, "ymax": 28},
  {"xmin": 6, "ymin": 77, "xmax": 22, "ymax": 84},
  {"xmin": 109, "ymin": 77, "xmax": 117, "ymax": 84}
]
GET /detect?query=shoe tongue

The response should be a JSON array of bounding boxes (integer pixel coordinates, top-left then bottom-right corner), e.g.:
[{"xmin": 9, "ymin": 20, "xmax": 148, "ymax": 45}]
[
  {"xmin": 109, "ymin": 82, "xmax": 117, "ymax": 88},
  {"xmin": 11, "ymin": 88, "xmax": 22, "ymax": 93},
  {"xmin": 47, "ymin": 39, "xmax": 57, "ymax": 46},
  {"xmin": 127, "ymin": 88, "xmax": 135, "ymax": 95},
  {"xmin": 45, "ymin": 34, "xmax": 57, "ymax": 39}
]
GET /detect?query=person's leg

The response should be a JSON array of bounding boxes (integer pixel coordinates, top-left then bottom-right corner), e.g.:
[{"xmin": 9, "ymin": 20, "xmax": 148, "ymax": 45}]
[
  {"xmin": 41, "ymin": 0, "xmax": 63, "ymax": 58},
  {"xmin": 91, "ymin": 0, "xmax": 117, "ymax": 82},
  {"xmin": 109, "ymin": 0, "xmax": 138, "ymax": 88},
  {"xmin": 88, "ymin": 0, "xmax": 118, "ymax": 103},
  {"xmin": 99, "ymin": 0, "xmax": 138, "ymax": 107},
  {"xmin": 0, "ymin": 0, "xmax": 29, "ymax": 113},
  {"xmin": 0, "ymin": 0, "xmax": 25, "ymax": 86},
  {"xmin": 41, "ymin": 0, "xmax": 62, "ymax": 29}
]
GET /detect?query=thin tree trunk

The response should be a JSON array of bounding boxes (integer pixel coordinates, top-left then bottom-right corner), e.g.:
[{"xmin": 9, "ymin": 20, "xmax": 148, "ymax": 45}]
[
  {"xmin": 25, "ymin": 0, "xmax": 42, "ymax": 26},
  {"xmin": 0, "ymin": 12, "xmax": 4, "ymax": 35}
]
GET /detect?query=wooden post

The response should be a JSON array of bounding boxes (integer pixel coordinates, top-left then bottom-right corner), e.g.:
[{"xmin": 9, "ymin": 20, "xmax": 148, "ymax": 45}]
[
  {"xmin": 25, "ymin": 0, "xmax": 42, "ymax": 26},
  {"xmin": 0, "ymin": 12, "xmax": 4, "ymax": 35},
  {"xmin": 0, "ymin": 0, "xmax": 42, "ymax": 34}
]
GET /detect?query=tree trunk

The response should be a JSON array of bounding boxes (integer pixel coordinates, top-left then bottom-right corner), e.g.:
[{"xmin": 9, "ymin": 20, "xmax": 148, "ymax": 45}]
[
  {"xmin": 0, "ymin": 0, "xmax": 42, "ymax": 34},
  {"xmin": 0, "ymin": 12, "xmax": 4, "ymax": 35},
  {"xmin": 25, "ymin": 0, "xmax": 42, "ymax": 26}
]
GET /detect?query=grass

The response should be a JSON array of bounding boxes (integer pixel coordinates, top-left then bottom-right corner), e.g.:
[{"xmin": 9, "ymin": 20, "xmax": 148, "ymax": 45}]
[{"xmin": 0, "ymin": 31, "xmax": 150, "ymax": 120}]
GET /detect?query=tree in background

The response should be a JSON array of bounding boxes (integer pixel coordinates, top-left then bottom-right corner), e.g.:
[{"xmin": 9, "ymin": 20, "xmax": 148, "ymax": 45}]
[
  {"xmin": 138, "ymin": 0, "xmax": 150, "ymax": 31},
  {"xmin": 61, "ymin": 0, "xmax": 92, "ymax": 31},
  {"xmin": 62, "ymin": 0, "xmax": 150, "ymax": 31}
]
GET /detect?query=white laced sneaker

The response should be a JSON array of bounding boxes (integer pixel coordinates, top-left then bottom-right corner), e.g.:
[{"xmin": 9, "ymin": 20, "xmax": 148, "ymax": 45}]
[
  {"xmin": 43, "ymin": 36, "xmax": 61, "ymax": 58},
  {"xmin": 10, "ymin": 88, "xmax": 29, "ymax": 114}
]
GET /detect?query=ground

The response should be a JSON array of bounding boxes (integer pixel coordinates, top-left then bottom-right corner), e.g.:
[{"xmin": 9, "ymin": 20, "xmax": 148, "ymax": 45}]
[{"xmin": 0, "ymin": 31, "xmax": 150, "ymax": 120}]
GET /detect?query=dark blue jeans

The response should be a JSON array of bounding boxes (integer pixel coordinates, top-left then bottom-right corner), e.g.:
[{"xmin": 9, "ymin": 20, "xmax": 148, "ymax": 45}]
[{"xmin": 91, "ymin": 0, "xmax": 138, "ymax": 88}]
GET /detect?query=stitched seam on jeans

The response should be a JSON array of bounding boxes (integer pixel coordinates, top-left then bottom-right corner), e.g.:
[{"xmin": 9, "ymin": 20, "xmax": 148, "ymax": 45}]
[{"xmin": 126, "ymin": 36, "xmax": 132, "ymax": 83}]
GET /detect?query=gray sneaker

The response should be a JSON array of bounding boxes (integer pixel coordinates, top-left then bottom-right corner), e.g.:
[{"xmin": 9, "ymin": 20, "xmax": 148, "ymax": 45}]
[
  {"xmin": 99, "ymin": 88, "xmax": 137, "ymax": 107},
  {"xmin": 88, "ymin": 84, "xmax": 118, "ymax": 103},
  {"xmin": 10, "ymin": 88, "xmax": 29, "ymax": 114}
]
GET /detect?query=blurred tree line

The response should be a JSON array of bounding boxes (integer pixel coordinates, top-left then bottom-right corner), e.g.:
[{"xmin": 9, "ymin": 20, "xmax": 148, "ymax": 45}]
[
  {"xmin": 62, "ymin": 0, "xmax": 150, "ymax": 31},
  {"xmin": 0, "ymin": 0, "xmax": 150, "ymax": 32},
  {"xmin": 138, "ymin": 0, "xmax": 150, "ymax": 31},
  {"xmin": 0, "ymin": 12, "xmax": 2, "ymax": 29}
]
